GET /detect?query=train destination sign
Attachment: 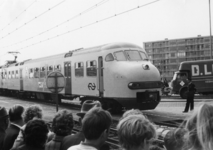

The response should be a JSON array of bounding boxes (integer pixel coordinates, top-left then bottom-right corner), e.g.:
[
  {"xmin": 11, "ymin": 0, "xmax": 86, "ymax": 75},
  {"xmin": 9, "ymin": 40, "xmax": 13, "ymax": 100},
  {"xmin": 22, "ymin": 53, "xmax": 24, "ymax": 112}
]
[{"xmin": 46, "ymin": 71, "xmax": 65, "ymax": 93}]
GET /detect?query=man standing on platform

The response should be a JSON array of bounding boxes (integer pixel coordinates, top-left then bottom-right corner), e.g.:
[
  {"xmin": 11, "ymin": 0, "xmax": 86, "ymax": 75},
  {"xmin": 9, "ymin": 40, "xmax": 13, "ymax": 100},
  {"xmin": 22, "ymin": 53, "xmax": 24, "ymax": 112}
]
[{"xmin": 183, "ymin": 81, "xmax": 196, "ymax": 113}]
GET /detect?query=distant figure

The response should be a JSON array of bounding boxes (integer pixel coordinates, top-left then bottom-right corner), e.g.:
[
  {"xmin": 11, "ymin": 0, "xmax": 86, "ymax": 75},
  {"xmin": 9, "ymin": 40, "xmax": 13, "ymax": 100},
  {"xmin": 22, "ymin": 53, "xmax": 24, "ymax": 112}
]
[
  {"xmin": 164, "ymin": 128, "xmax": 187, "ymax": 150},
  {"xmin": 185, "ymin": 103, "xmax": 213, "ymax": 150},
  {"xmin": 183, "ymin": 81, "xmax": 196, "ymax": 113},
  {"xmin": 60, "ymin": 100, "xmax": 103, "ymax": 150},
  {"xmin": 3, "ymin": 105, "xmax": 25, "ymax": 150},
  {"xmin": 12, "ymin": 104, "xmax": 43, "ymax": 148},
  {"xmin": 117, "ymin": 115, "xmax": 157, "ymax": 150},
  {"xmin": 67, "ymin": 106, "xmax": 112, "ymax": 150},
  {"xmin": 0, "ymin": 106, "xmax": 9, "ymax": 150},
  {"xmin": 11, "ymin": 119, "xmax": 49, "ymax": 150},
  {"xmin": 45, "ymin": 109, "xmax": 74, "ymax": 150}
]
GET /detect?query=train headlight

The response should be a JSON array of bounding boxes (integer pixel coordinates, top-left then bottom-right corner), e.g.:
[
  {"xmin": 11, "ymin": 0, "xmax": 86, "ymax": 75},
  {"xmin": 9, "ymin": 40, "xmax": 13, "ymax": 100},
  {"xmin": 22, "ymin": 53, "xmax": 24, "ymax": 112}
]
[
  {"xmin": 142, "ymin": 64, "xmax": 150, "ymax": 70},
  {"xmin": 128, "ymin": 82, "xmax": 141, "ymax": 89}
]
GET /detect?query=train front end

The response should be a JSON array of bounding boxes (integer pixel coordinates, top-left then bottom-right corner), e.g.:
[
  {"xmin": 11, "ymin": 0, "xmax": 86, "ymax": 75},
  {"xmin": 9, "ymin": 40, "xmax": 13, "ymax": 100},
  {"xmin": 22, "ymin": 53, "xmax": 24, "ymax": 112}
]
[{"xmin": 102, "ymin": 43, "xmax": 162, "ymax": 110}]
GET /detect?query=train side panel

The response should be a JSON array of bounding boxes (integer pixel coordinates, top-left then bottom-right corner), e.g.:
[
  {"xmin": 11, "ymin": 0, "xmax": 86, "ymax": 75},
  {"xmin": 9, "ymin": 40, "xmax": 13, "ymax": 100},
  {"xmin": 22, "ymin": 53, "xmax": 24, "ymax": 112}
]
[{"xmin": 69, "ymin": 53, "xmax": 99, "ymax": 97}]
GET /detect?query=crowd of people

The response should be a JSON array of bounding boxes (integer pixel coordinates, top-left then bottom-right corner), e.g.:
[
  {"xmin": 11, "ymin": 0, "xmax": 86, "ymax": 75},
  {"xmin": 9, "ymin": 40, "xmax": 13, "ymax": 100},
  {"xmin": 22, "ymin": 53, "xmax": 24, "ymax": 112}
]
[{"xmin": 0, "ymin": 100, "xmax": 213, "ymax": 150}]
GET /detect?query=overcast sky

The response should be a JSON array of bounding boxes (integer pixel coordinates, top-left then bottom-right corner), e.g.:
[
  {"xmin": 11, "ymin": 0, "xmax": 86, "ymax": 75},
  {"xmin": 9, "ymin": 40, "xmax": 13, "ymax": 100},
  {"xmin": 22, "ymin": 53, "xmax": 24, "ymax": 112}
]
[{"xmin": 0, "ymin": 0, "xmax": 211, "ymax": 65}]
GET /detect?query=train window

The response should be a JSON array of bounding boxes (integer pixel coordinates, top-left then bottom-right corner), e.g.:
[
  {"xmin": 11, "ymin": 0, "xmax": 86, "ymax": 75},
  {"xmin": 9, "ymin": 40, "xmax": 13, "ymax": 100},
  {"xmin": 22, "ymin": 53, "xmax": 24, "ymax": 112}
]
[
  {"xmin": 8, "ymin": 71, "xmax": 11, "ymax": 79},
  {"xmin": 4, "ymin": 72, "xmax": 7, "ymax": 79},
  {"xmin": 15, "ymin": 70, "xmax": 19, "ymax": 78},
  {"xmin": 139, "ymin": 52, "xmax": 149, "ymax": 61},
  {"xmin": 54, "ymin": 65, "xmax": 61, "ymax": 71},
  {"xmin": 125, "ymin": 50, "xmax": 141, "ymax": 61},
  {"xmin": 34, "ymin": 67, "xmax": 39, "ymax": 78},
  {"xmin": 114, "ymin": 51, "xmax": 127, "ymax": 61},
  {"xmin": 86, "ymin": 60, "xmax": 97, "ymax": 76},
  {"xmin": 105, "ymin": 53, "xmax": 114, "ymax": 62},
  {"xmin": 48, "ymin": 66, "xmax": 53, "ymax": 71},
  {"xmin": 29, "ymin": 68, "xmax": 34, "ymax": 78},
  {"xmin": 48, "ymin": 65, "xmax": 53, "ymax": 75},
  {"xmin": 12, "ymin": 71, "xmax": 15, "ymax": 79},
  {"xmin": 75, "ymin": 62, "xmax": 84, "ymax": 77},
  {"xmin": 40, "ymin": 66, "xmax": 46, "ymax": 78}
]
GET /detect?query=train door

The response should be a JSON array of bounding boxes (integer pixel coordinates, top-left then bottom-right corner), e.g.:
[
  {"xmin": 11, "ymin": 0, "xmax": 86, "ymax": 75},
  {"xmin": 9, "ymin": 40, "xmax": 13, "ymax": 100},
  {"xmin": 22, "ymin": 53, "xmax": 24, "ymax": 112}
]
[
  {"xmin": 98, "ymin": 57, "xmax": 104, "ymax": 97},
  {"xmin": 64, "ymin": 62, "xmax": 72, "ymax": 95},
  {"xmin": 20, "ymin": 68, "xmax": 23, "ymax": 91}
]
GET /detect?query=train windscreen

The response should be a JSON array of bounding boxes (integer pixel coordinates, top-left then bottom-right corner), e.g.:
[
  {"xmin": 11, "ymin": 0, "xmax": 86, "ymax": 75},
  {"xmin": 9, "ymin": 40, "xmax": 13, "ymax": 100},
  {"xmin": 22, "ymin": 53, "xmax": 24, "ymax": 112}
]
[{"xmin": 114, "ymin": 51, "xmax": 127, "ymax": 61}]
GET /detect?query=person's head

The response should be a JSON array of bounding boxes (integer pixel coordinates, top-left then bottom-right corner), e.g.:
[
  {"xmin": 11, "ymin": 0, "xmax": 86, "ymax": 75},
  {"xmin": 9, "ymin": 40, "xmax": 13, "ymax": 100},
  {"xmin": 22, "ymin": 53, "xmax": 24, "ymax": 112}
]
[
  {"xmin": 185, "ymin": 103, "xmax": 213, "ymax": 150},
  {"xmin": 9, "ymin": 104, "xmax": 25, "ymax": 123},
  {"xmin": 52, "ymin": 109, "xmax": 74, "ymax": 136},
  {"xmin": 82, "ymin": 107, "xmax": 112, "ymax": 145},
  {"xmin": 24, "ymin": 119, "xmax": 49, "ymax": 148},
  {"xmin": 164, "ymin": 128, "xmax": 187, "ymax": 150},
  {"xmin": 0, "ymin": 106, "xmax": 9, "ymax": 130},
  {"xmin": 23, "ymin": 105, "xmax": 43, "ymax": 123},
  {"xmin": 121, "ymin": 109, "xmax": 145, "ymax": 120},
  {"xmin": 117, "ymin": 115, "xmax": 156, "ymax": 150},
  {"xmin": 77, "ymin": 100, "xmax": 102, "ymax": 119}
]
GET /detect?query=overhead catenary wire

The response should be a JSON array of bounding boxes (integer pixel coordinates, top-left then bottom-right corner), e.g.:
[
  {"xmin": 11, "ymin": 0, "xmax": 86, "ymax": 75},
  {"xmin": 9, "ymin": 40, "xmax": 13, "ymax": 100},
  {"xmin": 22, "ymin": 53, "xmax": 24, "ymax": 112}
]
[
  {"xmin": 0, "ymin": 0, "xmax": 37, "ymax": 33},
  {"xmin": 0, "ymin": 0, "xmax": 66, "ymax": 40},
  {"xmin": 14, "ymin": 0, "xmax": 161, "ymax": 52},
  {"xmin": 0, "ymin": 0, "xmax": 109, "ymax": 50}
]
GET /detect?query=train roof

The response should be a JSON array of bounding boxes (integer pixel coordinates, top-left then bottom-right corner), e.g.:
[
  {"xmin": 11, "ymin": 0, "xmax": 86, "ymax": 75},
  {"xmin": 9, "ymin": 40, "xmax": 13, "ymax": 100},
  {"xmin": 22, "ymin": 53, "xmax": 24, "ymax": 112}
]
[
  {"xmin": 1, "ymin": 42, "xmax": 143, "ymax": 68},
  {"xmin": 67, "ymin": 42, "xmax": 143, "ymax": 56},
  {"xmin": 180, "ymin": 59, "xmax": 213, "ymax": 65}
]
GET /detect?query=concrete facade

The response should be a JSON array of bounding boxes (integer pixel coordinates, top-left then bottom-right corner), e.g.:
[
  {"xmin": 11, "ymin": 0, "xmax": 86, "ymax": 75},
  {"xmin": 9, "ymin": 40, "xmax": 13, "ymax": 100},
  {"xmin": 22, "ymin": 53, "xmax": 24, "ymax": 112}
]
[{"xmin": 144, "ymin": 35, "xmax": 212, "ymax": 81}]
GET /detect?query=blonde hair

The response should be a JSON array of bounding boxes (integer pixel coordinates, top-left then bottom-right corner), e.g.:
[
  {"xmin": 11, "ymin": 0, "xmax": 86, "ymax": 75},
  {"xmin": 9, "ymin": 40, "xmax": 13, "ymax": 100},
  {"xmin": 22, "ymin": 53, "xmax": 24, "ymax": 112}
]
[
  {"xmin": 185, "ymin": 103, "xmax": 213, "ymax": 150},
  {"xmin": 121, "ymin": 109, "xmax": 145, "ymax": 120},
  {"xmin": 117, "ymin": 115, "xmax": 156, "ymax": 150}
]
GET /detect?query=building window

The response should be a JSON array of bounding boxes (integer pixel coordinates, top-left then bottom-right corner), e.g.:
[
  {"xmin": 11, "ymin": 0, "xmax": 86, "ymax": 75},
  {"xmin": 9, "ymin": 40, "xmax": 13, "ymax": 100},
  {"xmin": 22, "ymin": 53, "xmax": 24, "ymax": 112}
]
[
  {"xmin": 177, "ymin": 52, "xmax": 186, "ymax": 57},
  {"xmin": 170, "ymin": 53, "xmax": 176, "ymax": 57}
]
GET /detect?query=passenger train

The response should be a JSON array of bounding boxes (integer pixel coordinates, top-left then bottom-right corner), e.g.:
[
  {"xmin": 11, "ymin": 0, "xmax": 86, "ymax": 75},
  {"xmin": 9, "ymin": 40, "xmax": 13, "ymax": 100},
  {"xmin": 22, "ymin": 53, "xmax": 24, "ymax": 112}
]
[{"xmin": 0, "ymin": 42, "xmax": 162, "ymax": 112}]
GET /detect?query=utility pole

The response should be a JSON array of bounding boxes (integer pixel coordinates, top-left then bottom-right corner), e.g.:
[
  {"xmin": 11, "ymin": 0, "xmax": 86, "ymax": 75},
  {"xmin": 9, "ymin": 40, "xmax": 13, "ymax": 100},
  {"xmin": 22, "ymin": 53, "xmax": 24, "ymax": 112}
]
[{"xmin": 209, "ymin": 0, "xmax": 212, "ymax": 59}]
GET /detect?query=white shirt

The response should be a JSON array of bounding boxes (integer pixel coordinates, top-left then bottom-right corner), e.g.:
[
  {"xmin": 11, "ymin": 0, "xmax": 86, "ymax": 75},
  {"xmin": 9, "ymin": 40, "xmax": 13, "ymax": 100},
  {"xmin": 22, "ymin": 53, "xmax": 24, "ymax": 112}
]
[{"xmin": 68, "ymin": 142, "xmax": 98, "ymax": 150}]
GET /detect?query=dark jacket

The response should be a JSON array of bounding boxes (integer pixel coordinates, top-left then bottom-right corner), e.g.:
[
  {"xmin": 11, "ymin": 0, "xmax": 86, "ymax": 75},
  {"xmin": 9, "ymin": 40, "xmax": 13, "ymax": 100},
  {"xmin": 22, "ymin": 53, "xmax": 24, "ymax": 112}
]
[
  {"xmin": 3, "ymin": 123, "xmax": 21, "ymax": 150},
  {"xmin": 187, "ymin": 82, "xmax": 196, "ymax": 98},
  {"xmin": 0, "ymin": 128, "xmax": 6, "ymax": 150},
  {"xmin": 60, "ymin": 132, "xmax": 84, "ymax": 150},
  {"xmin": 10, "ymin": 144, "xmax": 45, "ymax": 150}
]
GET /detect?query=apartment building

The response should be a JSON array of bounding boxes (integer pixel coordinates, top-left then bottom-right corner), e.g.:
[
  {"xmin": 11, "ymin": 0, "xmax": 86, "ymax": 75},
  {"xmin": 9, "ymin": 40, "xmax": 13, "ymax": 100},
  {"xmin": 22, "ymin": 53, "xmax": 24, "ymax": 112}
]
[{"xmin": 144, "ymin": 35, "xmax": 212, "ymax": 81}]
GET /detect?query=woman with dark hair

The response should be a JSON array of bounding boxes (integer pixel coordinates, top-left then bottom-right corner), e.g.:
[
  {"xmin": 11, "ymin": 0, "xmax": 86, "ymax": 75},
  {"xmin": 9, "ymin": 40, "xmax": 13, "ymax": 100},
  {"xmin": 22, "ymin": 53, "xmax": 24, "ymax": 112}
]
[
  {"xmin": 11, "ymin": 119, "xmax": 49, "ymax": 150},
  {"xmin": 45, "ymin": 109, "xmax": 74, "ymax": 150}
]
